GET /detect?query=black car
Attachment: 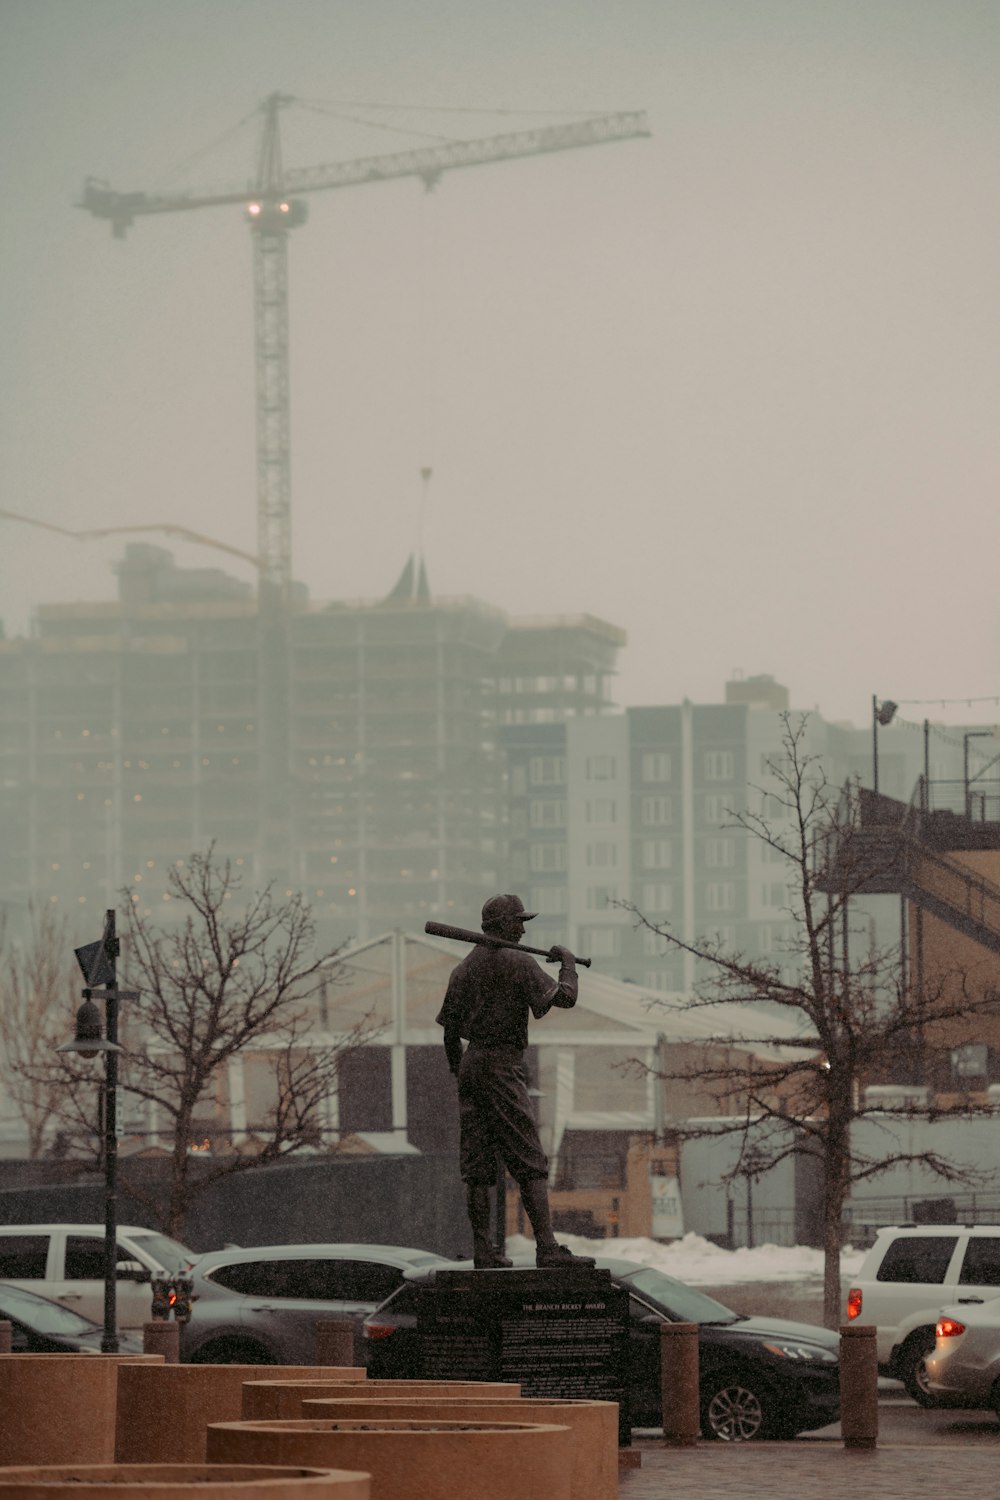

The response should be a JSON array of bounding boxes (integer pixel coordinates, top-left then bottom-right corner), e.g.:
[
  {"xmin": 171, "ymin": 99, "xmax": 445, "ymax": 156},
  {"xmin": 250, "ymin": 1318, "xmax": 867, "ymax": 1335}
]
[
  {"xmin": 362, "ymin": 1256, "xmax": 840, "ymax": 1441},
  {"xmin": 0, "ymin": 1280, "xmax": 145, "ymax": 1354}
]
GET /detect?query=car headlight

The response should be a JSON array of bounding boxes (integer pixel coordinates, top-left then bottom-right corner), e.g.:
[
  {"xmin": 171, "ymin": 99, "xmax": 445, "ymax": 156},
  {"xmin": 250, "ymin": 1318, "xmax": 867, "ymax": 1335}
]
[{"xmin": 761, "ymin": 1340, "xmax": 838, "ymax": 1364}]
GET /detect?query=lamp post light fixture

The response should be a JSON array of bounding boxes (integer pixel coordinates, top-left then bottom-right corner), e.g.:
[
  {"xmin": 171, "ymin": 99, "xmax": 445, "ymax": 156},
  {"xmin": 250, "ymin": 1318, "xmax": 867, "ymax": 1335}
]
[
  {"xmin": 872, "ymin": 696, "xmax": 899, "ymax": 796},
  {"xmin": 57, "ymin": 909, "xmax": 136, "ymax": 1354}
]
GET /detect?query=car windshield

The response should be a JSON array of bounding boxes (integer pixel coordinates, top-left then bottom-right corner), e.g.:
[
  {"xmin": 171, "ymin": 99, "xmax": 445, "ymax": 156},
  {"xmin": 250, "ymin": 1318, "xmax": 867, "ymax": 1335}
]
[
  {"xmin": 129, "ymin": 1232, "xmax": 194, "ymax": 1273},
  {"xmin": 0, "ymin": 1281, "xmax": 97, "ymax": 1336},
  {"xmin": 623, "ymin": 1266, "xmax": 740, "ymax": 1324}
]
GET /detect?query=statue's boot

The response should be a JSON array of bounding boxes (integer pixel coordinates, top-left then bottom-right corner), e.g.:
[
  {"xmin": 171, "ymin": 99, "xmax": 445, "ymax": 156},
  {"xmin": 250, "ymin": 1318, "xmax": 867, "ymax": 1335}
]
[
  {"xmin": 520, "ymin": 1177, "xmax": 597, "ymax": 1268},
  {"xmin": 468, "ymin": 1183, "xmax": 513, "ymax": 1269}
]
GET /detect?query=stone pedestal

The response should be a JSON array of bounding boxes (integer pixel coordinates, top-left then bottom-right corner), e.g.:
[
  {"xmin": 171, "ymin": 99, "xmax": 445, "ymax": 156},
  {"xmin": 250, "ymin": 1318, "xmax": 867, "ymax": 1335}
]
[{"xmin": 417, "ymin": 1268, "xmax": 630, "ymax": 1444}]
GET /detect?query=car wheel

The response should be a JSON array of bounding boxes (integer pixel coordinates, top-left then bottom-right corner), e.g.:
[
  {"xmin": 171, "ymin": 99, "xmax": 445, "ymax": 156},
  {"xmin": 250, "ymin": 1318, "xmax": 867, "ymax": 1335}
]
[
  {"xmin": 187, "ymin": 1337, "xmax": 277, "ymax": 1365},
  {"xmin": 700, "ymin": 1377, "xmax": 772, "ymax": 1441},
  {"xmin": 899, "ymin": 1330, "xmax": 938, "ymax": 1407}
]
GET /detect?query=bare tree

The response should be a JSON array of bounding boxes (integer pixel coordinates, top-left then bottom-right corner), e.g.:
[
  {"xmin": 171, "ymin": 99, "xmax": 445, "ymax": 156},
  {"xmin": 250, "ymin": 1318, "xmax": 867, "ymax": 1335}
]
[
  {"xmin": 111, "ymin": 849, "xmax": 382, "ymax": 1239},
  {"xmin": 622, "ymin": 714, "xmax": 1000, "ymax": 1329},
  {"xmin": 0, "ymin": 905, "xmax": 80, "ymax": 1158}
]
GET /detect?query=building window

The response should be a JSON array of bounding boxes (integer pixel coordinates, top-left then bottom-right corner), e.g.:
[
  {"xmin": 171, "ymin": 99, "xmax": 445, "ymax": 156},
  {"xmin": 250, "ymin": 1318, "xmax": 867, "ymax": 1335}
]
[
  {"xmin": 530, "ymin": 885, "xmax": 567, "ymax": 915},
  {"xmin": 704, "ymin": 750, "xmax": 735, "ymax": 782},
  {"xmin": 643, "ymin": 970, "xmax": 668, "ymax": 990},
  {"xmin": 642, "ymin": 927, "xmax": 666, "ymax": 956},
  {"xmin": 586, "ymin": 885, "xmax": 618, "ymax": 910},
  {"xmin": 641, "ymin": 882, "xmax": 672, "ymax": 912},
  {"xmin": 586, "ymin": 798, "xmax": 617, "ymax": 824},
  {"xmin": 705, "ymin": 881, "xmax": 736, "ymax": 912},
  {"xmin": 640, "ymin": 796, "xmax": 672, "ymax": 825},
  {"xmin": 703, "ymin": 794, "xmax": 729, "ymax": 825},
  {"xmin": 529, "ymin": 843, "xmax": 567, "ymax": 872},
  {"xmin": 705, "ymin": 838, "xmax": 735, "ymax": 869},
  {"xmin": 529, "ymin": 756, "xmax": 565, "ymax": 787},
  {"xmin": 761, "ymin": 882, "xmax": 788, "ymax": 908},
  {"xmin": 641, "ymin": 840, "xmax": 672, "ymax": 869},
  {"xmin": 641, "ymin": 751, "xmax": 671, "ymax": 782},
  {"xmin": 586, "ymin": 842, "xmax": 618, "ymax": 868},
  {"xmin": 529, "ymin": 798, "xmax": 566, "ymax": 828},
  {"xmin": 585, "ymin": 754, "xmax": 616, "ymax": 780},
  {"xmin": 705, "ymin": 923, "xmax": 736, "ymax": 947}
]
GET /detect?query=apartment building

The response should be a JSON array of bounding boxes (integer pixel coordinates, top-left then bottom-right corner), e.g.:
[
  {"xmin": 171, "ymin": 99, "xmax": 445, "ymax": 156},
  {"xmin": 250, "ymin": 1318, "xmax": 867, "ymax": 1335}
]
[
  {"xmin": 501, "ymin": 676, "xmax": 934, "ymax": 986},
  {"xmin": 0, "ymin": 545, "xmax": 624, "ymax": 944}
]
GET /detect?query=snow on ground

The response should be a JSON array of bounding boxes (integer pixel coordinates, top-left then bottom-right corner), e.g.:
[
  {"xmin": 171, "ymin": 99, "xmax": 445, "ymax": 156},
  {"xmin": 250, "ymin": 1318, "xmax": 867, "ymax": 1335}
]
[{"xmin": 505, "ymin": 1231, "xmax": 865, "ymax": 1283}]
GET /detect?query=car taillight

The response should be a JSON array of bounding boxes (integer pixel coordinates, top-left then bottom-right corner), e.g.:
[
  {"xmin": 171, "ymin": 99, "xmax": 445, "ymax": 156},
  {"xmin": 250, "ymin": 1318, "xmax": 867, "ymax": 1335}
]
[
  {"xmin": 846, "ymin": 1288, "xmax": 862, "ymax": 1320},
  {"xmin": 936, "ymin": 1317, "xmax": 965, "ymax": 1339},
  {"xmin": 363, "ymin": 1323, "xmax": 396, "ymax": 1341}
]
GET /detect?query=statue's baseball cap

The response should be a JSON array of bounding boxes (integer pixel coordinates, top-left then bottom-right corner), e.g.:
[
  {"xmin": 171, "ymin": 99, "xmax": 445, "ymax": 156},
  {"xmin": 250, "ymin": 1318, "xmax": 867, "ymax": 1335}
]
[{"xmin": 481, "ymin": 894, "xmax": 538, "ymax": 930}]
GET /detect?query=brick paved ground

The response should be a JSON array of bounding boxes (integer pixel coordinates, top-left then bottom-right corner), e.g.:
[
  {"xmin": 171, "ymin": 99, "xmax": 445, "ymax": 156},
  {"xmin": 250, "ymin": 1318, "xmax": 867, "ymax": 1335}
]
[{"xmin": 621, "ymin": 1438, "xmax": 994, "ymax": 1499}]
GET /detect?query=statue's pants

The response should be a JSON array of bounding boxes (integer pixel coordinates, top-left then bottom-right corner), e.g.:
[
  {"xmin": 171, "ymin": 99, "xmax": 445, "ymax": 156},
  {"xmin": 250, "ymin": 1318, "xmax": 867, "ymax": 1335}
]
[{"xmin": 458, "ymin": 1042, "xmax": 548, "ymax": 1185}]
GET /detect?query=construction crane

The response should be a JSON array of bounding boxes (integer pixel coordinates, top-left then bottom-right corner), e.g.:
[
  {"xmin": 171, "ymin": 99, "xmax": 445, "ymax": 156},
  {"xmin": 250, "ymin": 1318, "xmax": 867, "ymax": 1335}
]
[
  {"xmin": 79, "ymin": 94, "xmax": 650, "ymax": 606},
  {"xmin": 77, "ymin": 94, "xmax": 649, "ymax": 885}
]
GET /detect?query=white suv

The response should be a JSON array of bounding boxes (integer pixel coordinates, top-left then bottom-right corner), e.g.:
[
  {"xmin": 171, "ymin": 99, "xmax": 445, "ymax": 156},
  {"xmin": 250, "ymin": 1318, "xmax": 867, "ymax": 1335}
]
[
  {"xmin": 844, "ymin": 1224, "xmax": 1000, "ymax": 1404},
  {"xmin": 0, "ymin": 1224, "xmax": 195, "ymax": 1331}
]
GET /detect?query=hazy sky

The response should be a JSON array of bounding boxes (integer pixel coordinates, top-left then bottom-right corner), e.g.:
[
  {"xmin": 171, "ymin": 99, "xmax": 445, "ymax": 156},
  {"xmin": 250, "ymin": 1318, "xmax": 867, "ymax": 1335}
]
[{"xmin": 1, "ymin": 0, "xmax": 998, "ymax": 727}]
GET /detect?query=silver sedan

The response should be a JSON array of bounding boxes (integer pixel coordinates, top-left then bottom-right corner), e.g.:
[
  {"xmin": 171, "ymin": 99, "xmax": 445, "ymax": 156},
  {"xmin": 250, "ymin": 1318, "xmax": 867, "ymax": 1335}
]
[{"xmin": 925, "ymin": 1300, "xmax": 1000, "ymax": 1412}]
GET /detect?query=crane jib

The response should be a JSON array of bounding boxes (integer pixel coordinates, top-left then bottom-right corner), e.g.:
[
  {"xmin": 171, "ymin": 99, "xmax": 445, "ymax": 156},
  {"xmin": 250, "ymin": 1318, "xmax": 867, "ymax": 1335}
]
[{"xmin": 78, "ymin": 111, "xmax": 650, "ymax": 223}]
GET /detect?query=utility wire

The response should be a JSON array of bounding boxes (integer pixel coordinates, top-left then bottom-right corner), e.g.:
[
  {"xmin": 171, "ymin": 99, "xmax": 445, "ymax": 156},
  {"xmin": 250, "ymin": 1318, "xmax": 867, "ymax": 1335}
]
[
  {"xmin": 151, "ymin": 106, "xmax": 260, "ymax": 188},
  {"xmin": 298, "ymin": 97, "xmax": 611, "ymax": 117},
  {"xmin": 295, "ymin": 101, "xmax": 458, "ymax": 144}
]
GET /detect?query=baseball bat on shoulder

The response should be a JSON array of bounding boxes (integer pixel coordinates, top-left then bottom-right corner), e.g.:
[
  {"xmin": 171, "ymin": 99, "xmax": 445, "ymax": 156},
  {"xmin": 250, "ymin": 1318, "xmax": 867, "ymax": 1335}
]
[{"xmin": 424, "ymin": 920, "xmax": 592, "ymax": 968}]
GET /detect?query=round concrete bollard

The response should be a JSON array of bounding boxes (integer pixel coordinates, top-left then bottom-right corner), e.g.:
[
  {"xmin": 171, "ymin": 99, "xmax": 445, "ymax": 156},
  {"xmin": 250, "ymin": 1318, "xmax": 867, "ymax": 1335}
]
[
  {"xmin": 0, "ymin": 1322, "xmax": 11, "ymax": 1354},
  {"xmin": 207, "ymin": 1418, "xmax": 572, "ymax": 1500},
  {"xmin": 659, "ymin": 1321, "xmax": 699, "ymax": 1447},
  {"xmin": 242, "ymin": 1378, "xmax": 517, "ymax": 1420},
  {"xmin": 0, "ymin": 1465, "xmax": 370, "ymax": 1500},
  {"xmin": 115, "ymin": 1364, "xmax": 365, "ymax": 1464},
  {"xmin": 301, "ymin": 1397, "xmax": 618, "ymax": 1500},
  {"xmin": 839, "ymin": 1324, "xmax": 878, "ymax": 1450},
  {"xmin": 143, "ymin": 1319, "xmax": 181, "ymax": 1363},
  {"xmin": 0, "ymin": 1354, "xmax": 160, "ymax": 1465},
  {"xmin": 317, "ymin": 1320, "xmax": 356, "ymax": 1367}
]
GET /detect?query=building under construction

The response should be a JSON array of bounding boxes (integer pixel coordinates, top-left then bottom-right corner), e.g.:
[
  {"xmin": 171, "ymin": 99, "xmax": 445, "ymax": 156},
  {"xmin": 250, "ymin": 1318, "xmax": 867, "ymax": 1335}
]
[{"xmin": 0, "ymin": 544, "xmax": 625, "ymax": 942}]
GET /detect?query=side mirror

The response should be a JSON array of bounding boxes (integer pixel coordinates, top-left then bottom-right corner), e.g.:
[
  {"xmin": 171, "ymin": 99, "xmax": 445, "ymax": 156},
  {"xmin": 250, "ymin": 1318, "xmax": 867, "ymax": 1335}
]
[{"xmin": 117, "ymin": 1260, "xmax": 151, "ymax": 1283}]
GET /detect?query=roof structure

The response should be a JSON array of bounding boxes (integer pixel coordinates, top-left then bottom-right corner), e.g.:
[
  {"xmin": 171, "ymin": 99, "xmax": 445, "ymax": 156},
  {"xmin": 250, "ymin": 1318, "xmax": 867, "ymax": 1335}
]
[{"xmin": 324, "ymin": 928, "xmax": 815, "ymax": 1059}]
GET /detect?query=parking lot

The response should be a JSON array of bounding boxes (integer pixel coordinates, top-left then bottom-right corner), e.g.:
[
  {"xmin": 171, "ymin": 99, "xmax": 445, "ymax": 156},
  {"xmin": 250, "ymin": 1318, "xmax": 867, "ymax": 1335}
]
[{"xmin": 624, "ymin": 1395, "xmax": 1000, "ymax": 1500}]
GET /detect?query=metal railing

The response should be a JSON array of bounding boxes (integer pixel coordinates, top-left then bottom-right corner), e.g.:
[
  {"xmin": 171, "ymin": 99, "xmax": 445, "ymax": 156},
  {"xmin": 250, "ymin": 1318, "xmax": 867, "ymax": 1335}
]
[{"xmin": 844, "ymin": 1192, "xmax": 1000, "ymax": 1247}]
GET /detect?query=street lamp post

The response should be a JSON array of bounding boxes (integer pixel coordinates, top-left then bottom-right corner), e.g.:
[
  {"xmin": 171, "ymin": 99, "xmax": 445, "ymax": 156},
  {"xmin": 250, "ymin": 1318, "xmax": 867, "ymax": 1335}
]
[
  {"xmin": 872, "ymin": 696, "xmax": 898, "ymax": 796},
  {"xmin": 58, "ymin": 909, "xmax": 135, "ymax": 1354}
]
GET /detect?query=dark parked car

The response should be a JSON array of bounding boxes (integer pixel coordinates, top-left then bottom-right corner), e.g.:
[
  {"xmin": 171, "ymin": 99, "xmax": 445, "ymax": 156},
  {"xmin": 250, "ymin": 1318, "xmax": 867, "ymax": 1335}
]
[
  {"xmin": 180, "ymin": 1243, "xmax": 457, "ymax": 1364},
  {"xmin": 0, "ymin": 1280, "xmax": 144, "ymax": 1354},
  {"xmin": 363, "ymin": 1256, "xmax": 841, "ymax": 1441}
]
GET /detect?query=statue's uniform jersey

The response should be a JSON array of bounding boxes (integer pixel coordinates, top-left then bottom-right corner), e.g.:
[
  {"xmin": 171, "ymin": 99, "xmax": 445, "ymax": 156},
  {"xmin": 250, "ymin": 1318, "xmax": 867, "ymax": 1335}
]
[{"xmin": 436, "ymin": 944, "xmax": 577, "ymax": 1185}]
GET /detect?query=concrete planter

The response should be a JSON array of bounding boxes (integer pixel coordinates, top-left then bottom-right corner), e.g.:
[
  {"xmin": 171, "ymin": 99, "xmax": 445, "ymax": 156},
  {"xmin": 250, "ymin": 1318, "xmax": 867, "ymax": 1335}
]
[
  {"xmin": 116, "ymin": 1365, "xmax": 366, "ymax": 1464},
  {"xmin": 242, "ymin": 1380, "xmax": 518, "ymax": 1420},
  {"xmin": 0, "ymin": 1466, "xmax": 370, "ymax": 1500},
  {"xmin": 301, "ymin": 1398, "xmax": 619, "ymax": 1500},
  {"xmin": 0, "ymin": 1355, "xmax": 165, "ymax": 1466},
  {"xmin": 207, "ymin": 1419, "xmax": 572, "ymax": 1500}
]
